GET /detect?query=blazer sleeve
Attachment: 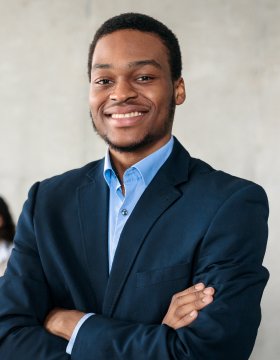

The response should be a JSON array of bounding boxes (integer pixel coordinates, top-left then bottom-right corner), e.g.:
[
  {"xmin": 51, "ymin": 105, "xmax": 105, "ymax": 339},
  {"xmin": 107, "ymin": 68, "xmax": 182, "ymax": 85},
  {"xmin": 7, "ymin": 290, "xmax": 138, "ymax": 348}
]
[
  {"xmin": 70, "ymin": 183, "xmax": 269, "ymax": 360},
  {"xmin": 0, "ymin": 183, "xmax": 70, "ymax": 360}
]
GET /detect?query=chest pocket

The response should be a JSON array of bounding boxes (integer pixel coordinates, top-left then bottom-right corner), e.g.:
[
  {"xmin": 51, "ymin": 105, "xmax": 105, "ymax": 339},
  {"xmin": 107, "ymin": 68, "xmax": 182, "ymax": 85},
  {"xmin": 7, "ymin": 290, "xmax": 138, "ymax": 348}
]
[{"xmin": 136, "ymin": 262, "xmax": 190, "ymax": 288}]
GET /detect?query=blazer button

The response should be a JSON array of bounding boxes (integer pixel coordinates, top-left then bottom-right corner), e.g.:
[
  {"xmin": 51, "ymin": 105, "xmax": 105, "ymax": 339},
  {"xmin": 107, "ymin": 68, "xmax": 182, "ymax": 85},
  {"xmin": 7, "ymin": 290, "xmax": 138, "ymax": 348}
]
[{"xmin": 121, "ymin": 209, "xmax": 128, "ymax": 216}]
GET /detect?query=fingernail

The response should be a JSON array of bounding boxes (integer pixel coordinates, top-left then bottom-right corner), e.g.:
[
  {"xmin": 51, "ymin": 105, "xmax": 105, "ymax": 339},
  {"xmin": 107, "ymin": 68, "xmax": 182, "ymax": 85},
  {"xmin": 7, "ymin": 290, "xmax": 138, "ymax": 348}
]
[
  {"xmin": 190, "ymin": 310, "xmax": 197, "ymax": 317},
  {"xmin": 194, "ymin": 283, "xmax": 204, "ymax": 290},
  {"xmin": 203, "ymin": 287, "xmax": 214, "ymax": 295},
  {"xmin": 202, "ymin": 296, "xmax": 212, "ymax": 304}
]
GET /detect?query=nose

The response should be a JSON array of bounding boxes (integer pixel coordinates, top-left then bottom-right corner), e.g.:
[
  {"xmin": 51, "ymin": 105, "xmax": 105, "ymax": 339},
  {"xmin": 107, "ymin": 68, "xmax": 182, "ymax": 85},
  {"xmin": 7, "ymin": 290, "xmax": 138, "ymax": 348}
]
[{"xmin": 109, "ymin": 80, "xmax": 137, "ymax": 102}]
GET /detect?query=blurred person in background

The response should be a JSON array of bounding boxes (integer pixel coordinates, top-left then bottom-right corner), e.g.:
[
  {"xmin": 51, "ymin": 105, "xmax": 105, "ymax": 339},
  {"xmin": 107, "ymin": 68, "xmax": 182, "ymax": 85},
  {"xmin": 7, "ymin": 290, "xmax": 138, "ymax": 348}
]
[{"xmin": 0, "ymin": 197, "xmax": 15, "ymax": 276}]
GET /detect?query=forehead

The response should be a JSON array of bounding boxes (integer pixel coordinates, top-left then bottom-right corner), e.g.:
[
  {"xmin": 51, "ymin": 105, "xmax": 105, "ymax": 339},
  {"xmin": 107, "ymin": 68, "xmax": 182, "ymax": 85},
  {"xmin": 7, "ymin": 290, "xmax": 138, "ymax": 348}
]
[{"xmin": 92, "ymin": 29, "xmax": 170, "ymax": 70}]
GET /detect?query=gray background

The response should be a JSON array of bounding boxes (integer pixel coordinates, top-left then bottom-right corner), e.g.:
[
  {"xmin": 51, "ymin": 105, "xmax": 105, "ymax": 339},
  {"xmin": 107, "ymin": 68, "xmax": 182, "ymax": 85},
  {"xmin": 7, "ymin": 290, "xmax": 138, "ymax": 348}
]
[{"xmin": 0, "ymin": 1, "xmax": 279, "ymax": 358}]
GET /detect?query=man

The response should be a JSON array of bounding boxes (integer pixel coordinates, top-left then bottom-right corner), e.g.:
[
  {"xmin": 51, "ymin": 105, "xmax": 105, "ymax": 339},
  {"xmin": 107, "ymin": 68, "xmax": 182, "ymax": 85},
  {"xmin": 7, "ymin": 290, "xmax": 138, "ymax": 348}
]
[{"xmin": 0, "ymin": 13, "xmax": 269, "ymax": 359}]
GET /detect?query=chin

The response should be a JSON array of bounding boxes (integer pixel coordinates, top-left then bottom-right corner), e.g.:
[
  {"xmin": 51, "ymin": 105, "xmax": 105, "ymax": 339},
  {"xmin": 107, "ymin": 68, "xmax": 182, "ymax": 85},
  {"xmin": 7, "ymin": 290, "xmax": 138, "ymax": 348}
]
[{"xmin": 104, "ymin": 134, "xmax": 156, "ymax": 153}]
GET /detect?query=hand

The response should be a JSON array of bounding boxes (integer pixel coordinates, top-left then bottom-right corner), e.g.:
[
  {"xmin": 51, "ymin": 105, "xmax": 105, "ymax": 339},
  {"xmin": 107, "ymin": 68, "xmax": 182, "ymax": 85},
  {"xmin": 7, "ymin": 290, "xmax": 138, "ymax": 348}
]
[
  {"xmin": 162, "ymin": 283, "xmax": 215, "ymax": 329},
  {"xmin": 44, "ymin": 308, "xmax": 85, "ymax": 340}
]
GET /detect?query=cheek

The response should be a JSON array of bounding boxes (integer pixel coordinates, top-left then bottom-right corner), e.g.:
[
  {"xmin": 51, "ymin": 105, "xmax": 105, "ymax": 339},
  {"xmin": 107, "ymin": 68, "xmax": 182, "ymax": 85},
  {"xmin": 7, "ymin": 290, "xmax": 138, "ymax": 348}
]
[
  {"xmin": 148, "ymin": 94, "xmax": 173, "ymax": 117},
  {"xmin": 89, "ymin": 92, "xmax": 103, "ymax": 115},
  {"xmin": 145, "ymin": 83, "xmax": 174, "ymax": 109}
]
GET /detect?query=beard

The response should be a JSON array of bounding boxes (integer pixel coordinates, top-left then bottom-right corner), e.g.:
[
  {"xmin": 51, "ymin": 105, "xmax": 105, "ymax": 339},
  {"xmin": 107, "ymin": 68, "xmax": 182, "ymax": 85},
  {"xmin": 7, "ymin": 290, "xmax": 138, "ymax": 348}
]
[{"xmin": 90, "ymin": 97, "xmax": 176, "ymax": 153}]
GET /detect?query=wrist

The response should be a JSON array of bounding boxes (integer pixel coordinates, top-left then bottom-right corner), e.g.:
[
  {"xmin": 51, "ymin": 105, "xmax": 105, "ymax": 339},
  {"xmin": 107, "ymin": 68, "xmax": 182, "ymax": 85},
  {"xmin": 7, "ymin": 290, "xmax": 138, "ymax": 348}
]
[
  {"xmin": 44, "ymin": 308, "xmax": 85, "ymax": 340},
  {"xmin": 62, "ymin": 310, "xmax": 85, "ymax": 340}
]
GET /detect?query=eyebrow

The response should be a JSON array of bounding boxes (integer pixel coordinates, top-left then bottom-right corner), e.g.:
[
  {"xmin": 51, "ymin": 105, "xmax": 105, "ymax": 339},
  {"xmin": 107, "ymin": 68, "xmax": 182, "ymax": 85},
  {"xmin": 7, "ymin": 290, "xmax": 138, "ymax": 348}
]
[
  {"xmin": 128, "ymin": 60, "xmax": 162, "ymax": 69},
  {"xmin": 92, "ymin": 59, "xmax": 162, "ymax": 71}
]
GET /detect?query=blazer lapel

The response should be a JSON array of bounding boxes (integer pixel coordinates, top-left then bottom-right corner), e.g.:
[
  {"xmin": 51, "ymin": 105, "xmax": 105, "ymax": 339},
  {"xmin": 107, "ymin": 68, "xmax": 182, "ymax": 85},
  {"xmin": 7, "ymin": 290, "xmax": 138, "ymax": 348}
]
[
  {"xmin": 102, "ymin": 138, "xmax": 191, "ymax": 316},
  {"xmin": 77, "ymin": 160, "xmax": 109, "ymax": 313}
]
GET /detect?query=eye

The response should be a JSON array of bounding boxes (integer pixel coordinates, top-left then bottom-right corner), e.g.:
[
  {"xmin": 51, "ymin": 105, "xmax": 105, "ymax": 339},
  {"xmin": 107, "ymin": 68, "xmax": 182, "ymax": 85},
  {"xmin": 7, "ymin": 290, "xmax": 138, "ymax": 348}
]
[
  {"xmin": 137, "ymin": 75, "xmax": 154, "ymax": 82},
  {"xmin": 94, "ymin": 79, "xmax": 113, "ymax": 85}
]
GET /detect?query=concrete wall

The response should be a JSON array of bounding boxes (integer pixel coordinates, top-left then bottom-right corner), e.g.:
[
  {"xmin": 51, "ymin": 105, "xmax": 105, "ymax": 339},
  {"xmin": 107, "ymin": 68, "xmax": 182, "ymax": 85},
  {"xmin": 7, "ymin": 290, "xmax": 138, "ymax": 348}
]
[{"xmin": 0, "ymin": 1, "xmax": 279, "ymax": 358}]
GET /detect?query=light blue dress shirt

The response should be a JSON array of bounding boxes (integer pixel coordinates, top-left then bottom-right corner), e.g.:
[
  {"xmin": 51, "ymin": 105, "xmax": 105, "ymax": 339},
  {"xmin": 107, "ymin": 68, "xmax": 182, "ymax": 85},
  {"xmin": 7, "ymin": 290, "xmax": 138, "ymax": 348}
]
[{"xmin": 66, "ymin": 136, "xmax": 174, "ymax": 354}]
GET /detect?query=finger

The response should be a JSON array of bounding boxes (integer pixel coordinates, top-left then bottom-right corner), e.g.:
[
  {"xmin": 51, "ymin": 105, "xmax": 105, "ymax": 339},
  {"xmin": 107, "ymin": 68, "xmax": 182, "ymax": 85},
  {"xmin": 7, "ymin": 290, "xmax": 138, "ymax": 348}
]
[
  {"xmin": 173, "ymin": 283, "xmax": 205, "ymax": 299},
  {"xmin": 174, "ymin": 287, "xmax": 215, "ymax": 307},
  {"xmin": 174, "ymin": 295, "xmax": 213, "ymax": 318},
  {"xmin": 173, "ymin": 310, "xmax": 198, "ymax": 330},
  {"xmin": 202, "ymin": 287, "xmax": 215, "ymax": 296}
]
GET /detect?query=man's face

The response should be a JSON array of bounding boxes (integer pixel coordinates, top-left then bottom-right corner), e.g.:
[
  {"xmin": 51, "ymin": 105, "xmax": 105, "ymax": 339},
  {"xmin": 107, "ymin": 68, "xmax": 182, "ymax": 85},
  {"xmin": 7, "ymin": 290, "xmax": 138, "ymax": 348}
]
[{"xmin": 89, "ymin": 29, "xmax": 185, "ymax": 153}]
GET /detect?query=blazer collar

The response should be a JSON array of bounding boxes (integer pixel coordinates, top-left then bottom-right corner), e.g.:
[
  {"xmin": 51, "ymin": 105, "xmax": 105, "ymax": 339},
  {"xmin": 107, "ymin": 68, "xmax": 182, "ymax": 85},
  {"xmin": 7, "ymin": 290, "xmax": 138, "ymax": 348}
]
[
  {"xmin": 155, "ymin": 136, "xmax": 190, "ymax": 186},
  {"xmin": 77, "ymin": 158, "xmax": 109, "ymax": 313}
]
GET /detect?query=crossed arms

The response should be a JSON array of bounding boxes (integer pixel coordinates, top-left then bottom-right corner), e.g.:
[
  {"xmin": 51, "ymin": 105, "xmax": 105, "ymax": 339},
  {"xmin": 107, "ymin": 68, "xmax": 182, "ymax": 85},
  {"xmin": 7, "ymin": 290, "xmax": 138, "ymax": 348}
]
[{"xmin": 44, "ymin": 283, "xmax": 215, "ymax": 341}]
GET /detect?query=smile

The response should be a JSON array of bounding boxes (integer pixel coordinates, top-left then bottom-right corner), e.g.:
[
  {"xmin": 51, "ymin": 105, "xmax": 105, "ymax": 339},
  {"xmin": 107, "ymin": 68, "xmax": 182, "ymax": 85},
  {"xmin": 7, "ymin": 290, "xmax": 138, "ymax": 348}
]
[{"xmin": 111, "ymin": 112, "xmax": 143, "ymax": 119}]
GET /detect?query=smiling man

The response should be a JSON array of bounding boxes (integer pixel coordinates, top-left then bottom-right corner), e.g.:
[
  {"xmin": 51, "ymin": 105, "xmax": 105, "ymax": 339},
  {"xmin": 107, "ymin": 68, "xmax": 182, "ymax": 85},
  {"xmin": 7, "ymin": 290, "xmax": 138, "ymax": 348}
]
[{"xmin": 0, "ymin": 13, "xmax": 269, "ymax": 360}]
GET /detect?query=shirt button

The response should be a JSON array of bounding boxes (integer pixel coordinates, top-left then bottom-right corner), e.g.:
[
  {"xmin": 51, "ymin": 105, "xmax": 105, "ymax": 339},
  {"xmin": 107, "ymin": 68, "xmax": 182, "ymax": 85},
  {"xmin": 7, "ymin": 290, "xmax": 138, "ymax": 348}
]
[{"xmin": 121, "ymin": 209, "xmax": 128, "ymax": 216}]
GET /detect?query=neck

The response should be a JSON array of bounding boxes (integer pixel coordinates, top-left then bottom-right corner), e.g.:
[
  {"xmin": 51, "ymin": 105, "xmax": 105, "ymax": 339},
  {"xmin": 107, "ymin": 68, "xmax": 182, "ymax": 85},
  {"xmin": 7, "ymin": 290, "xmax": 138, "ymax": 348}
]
[{"xmin": 109, "ymin": 135, "xmax": 171, "ymax": 182}]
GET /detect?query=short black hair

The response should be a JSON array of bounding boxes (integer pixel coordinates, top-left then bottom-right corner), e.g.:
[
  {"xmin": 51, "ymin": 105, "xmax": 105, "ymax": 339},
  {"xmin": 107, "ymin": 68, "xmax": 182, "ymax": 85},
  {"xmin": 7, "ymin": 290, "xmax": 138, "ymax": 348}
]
[{"xmin": 87, "ymin": 13, "xmax": 182, "ymax": 81}]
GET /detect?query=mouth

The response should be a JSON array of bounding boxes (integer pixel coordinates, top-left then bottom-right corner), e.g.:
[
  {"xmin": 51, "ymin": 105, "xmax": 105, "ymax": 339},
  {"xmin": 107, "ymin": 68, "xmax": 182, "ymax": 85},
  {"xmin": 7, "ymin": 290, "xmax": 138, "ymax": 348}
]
[
  {"xmin": 111, "ymin": 111, "xmax": 143, "ymax": 119},
  {"xmin": 110, "ymin": 112, "xmax": 146, "ymax": 127},
  {"xmin": 104, "ymin": 108, "xmax": 148, "ymax": 127}
]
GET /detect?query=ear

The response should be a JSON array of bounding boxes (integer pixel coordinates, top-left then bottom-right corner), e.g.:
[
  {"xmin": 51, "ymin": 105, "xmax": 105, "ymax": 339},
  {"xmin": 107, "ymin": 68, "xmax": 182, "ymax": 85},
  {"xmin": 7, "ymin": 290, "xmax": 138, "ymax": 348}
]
[
  {"xmin": 174, "ymin": 77, "xmax": 186, "ymax": 105},
  {"xmin": 0, "ymin": 215, "xmax": 4, "ymax": 228}
]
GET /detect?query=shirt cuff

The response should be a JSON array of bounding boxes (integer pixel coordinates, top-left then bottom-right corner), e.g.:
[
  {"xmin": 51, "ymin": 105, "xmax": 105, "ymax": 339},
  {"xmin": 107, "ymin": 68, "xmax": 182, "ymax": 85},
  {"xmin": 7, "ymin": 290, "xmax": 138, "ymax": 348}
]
[{"xmin": 66, "ymin": 313, "xmax": 94, "ymax": 354}]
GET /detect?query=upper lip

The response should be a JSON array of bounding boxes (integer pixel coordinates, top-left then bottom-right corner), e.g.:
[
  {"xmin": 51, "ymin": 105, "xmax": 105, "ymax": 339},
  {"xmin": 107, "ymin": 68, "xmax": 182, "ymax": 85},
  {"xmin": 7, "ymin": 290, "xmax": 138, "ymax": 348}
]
[{"xmin": 104, "ymin": 105, "xmax": 149, "ymax": 115}]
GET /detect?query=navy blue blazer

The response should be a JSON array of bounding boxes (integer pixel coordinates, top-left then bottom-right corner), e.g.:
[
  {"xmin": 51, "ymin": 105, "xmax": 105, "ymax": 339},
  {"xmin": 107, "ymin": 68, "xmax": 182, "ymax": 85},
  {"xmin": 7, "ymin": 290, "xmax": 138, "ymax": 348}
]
[{"xmin": 0, "ymin": 138, "xmax": 269, "ymax": 359}]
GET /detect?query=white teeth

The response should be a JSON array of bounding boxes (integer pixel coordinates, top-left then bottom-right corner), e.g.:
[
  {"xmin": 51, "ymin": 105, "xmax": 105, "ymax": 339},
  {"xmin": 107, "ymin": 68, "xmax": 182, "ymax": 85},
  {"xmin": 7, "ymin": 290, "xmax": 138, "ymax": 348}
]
[{"xmin": 111, "ymin": 112, "xmax": 143, "ymax": 119}]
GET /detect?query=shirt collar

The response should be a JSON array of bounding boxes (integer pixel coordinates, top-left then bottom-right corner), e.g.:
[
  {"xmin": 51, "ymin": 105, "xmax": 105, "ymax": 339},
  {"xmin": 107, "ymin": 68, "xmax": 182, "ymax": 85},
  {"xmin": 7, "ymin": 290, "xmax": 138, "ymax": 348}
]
[
  {"xmin": 103, "ymin": 136, "xmax": 174, "ymax": 188},
  {"xmin": 133, "ymin": 136, "xmax": 174, "ymax": 186},
  {"xmin": 103, "ymin": 151, "xmax": 117, "ymax": 188}
]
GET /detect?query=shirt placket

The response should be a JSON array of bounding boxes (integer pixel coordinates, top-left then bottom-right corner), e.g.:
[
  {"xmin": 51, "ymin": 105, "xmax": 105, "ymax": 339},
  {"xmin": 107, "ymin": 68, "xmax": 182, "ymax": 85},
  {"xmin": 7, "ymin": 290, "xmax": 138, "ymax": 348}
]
[{"xmin": 110, "ymin": 170, "xmax": 138, "ymax": 269}]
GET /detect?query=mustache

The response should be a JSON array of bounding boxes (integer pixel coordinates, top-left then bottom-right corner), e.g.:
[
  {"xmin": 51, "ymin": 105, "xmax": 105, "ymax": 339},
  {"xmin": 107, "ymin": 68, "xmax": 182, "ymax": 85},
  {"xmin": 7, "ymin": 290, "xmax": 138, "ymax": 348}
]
[{"xmin": 104, "ymin": 99, "xmax": 149, "ymax": 110}]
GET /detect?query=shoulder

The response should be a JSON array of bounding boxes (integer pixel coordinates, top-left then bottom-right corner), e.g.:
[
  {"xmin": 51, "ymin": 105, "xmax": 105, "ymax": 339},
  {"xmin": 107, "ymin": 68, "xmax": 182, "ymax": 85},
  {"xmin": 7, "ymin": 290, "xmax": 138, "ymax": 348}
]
[
  {"xmin": 167, "ymin": 137, "xmax": 267, "ymax": 207},
  {"xmin": 172, "ymin": 137, "xmax": 265, "ymax": 195},
  {"xmin": 187, "ymin": 155, "xmax": 268, "ymax": 211},
  {"xmin": 43, "ymin": 159, "xmax": 103, "ymax": 184},
  {"xmin": 34, "ymin": 159, "xmax": 103, "ymax": 190},
  {"xmin": 26, "ymin": 159, "xmax": 104, "ymax": 205}
]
